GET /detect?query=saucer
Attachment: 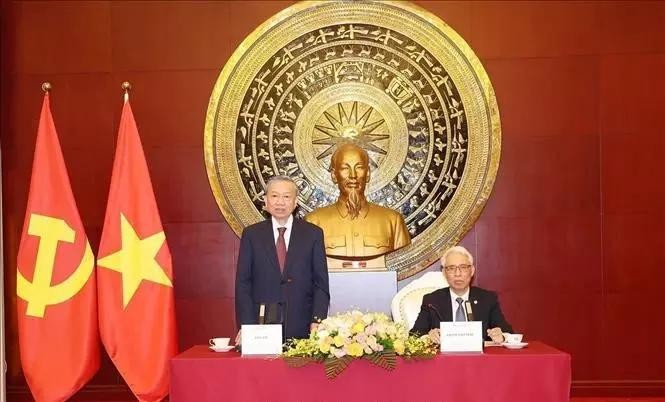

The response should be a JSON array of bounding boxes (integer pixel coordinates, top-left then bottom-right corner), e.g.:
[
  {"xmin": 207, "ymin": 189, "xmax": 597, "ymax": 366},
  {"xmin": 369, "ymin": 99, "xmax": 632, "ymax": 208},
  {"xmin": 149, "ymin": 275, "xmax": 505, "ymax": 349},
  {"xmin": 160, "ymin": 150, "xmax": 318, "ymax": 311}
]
[
  {"xmin": 209, "ymin": 345, "xmax": 234, "ymax": 352},
  {"xmin": 502, "ymin": 342, "xmax": 528, "ymax": 349}
]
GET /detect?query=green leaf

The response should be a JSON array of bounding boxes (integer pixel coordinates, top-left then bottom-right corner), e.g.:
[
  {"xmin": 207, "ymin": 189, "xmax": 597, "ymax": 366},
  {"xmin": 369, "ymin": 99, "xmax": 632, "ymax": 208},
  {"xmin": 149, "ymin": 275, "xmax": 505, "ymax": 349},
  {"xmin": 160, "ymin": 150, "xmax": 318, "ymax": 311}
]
[
  {"xmin": 284, "ymin": 356, "xmax": 318, "ymax": 368},
  {"xmin": 324, "ymin": 355, "xmax": 353, "ymax": 379},
  {"xmin": 402, "ymin": 353, "xmax": 436, "ymax": 361},
  {"xmin": 364, "ymin": 351, "xmax": 396, "ymax": 371}
]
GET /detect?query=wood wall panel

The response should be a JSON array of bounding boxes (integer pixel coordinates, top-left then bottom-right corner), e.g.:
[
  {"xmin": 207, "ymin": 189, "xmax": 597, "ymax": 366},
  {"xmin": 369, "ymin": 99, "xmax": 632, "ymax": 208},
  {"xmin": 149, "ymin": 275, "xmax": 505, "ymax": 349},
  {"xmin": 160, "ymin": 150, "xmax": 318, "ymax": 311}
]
[
  {"xmin": 475, "ymin": 214, "xmax": 602, "ymax": 294},
  {"xmin": 110, "ymin": 70, "xmax": 220, "ymax": 149},
  {"xmin": 602, "ymin": 292, "xmax": 665, "ymax": 380},
  {"xmin": 597, "ymin": 2, "xmax": 665, "ymax": 54},
  {"xmin": 2, "ymin": 0, "xmax": 665, "ymax": 397},
  {"xmin": 147, "ymin": 147, "xmax": 221, "ymax": 223},
  {"xmin": 109, "ymin": 2, "xmax": 232, "ymax": 72},
  {"xmin": 599, "ymin": 55, "xmax": 665, "ymax": 136},
  {"xmin": 482, "ymin": 135, "xmax": 600, "ymax": 218},
  {"xmin": 503, "ymin": 289, "xmax": 604, "ymax": 380},
  {"xmin": 9, "ymin": 1, "xmax": 112, "ymax": 74},
  {"xmin": 166, "ymin": 222, "xmax": 237, "ymax": 300},
  {"xmin": 175, "ymin": 296, "xmax": 236, "ymax": 353},
  {"xmin": 601, "ymin": 133, "xmax": 665, "ymax": 215},
  {"xmin": 4, "ymin": 73, "xmax": 117, "ymax": 151},
  {"xmin": 468, "ymin": 1, "xmax": 600, "ymax": 59},
  {"xmin": 411, "ymin": 1, "xmax": 472, "ymax": 42},
  {"xmin": 602, "ymin": 213, "xmax": 665, "ymax": 293},
  {"xmin": 226, "ymin": 1, "xmax": 295, "ymax": 50},
  {"xmin": 485, "ymin": 57, "xmax": 599, "ymax": 138}
]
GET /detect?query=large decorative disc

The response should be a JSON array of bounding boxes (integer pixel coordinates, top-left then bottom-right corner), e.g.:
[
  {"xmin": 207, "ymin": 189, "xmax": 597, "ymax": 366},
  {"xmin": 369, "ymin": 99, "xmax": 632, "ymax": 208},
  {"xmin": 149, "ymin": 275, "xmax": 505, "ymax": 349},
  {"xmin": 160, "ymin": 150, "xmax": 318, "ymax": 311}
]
[{"xmin": 204, "ymin": 0, "xmax": 501, "ymax": 279}]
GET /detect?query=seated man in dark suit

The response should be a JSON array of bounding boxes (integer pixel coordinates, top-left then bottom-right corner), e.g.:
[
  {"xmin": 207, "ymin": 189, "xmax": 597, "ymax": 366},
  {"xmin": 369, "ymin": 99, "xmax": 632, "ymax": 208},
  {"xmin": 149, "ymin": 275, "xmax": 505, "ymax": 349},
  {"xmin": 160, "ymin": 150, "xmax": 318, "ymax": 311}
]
[
  {"xmin": 411, "ymin": 246, "xmax": 513, "ymax": 344},
  {"xmin": 235, "ymin": 175, "xmax": 330, "ymax": 343}
]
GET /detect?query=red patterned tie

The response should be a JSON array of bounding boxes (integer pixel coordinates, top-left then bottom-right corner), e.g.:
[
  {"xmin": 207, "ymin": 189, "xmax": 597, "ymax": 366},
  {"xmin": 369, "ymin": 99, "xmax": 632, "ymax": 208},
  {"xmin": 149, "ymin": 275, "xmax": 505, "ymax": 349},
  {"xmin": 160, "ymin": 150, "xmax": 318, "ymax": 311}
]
[{"xmin": 276, "ymin": 227, "xmax": 287, "ymax": 272}]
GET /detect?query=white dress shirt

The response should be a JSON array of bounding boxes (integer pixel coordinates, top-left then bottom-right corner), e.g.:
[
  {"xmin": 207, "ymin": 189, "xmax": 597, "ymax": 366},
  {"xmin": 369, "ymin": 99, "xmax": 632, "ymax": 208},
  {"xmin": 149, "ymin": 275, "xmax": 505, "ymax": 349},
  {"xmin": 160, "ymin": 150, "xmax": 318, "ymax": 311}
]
[
  {"xmin": 450, "ymin": 287, "xmax": 514, "ymax": 340},
  {"xmin": 271, "ymin": 215, "xmax": 293, "ymax": 249},
  {"xmin": 449, "ymin": 288, "xmax": 470, "ymax": 322}
]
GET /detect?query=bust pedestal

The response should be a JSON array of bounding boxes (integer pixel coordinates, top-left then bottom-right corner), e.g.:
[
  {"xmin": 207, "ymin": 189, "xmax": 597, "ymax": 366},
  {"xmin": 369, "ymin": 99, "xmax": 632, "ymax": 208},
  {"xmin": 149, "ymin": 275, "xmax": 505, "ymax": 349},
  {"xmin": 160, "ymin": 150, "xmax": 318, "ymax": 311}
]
[
  {"xmin": 326, "ymin": 255, "xmax": 387, "ymax": 271},
  {"xmin": 327, "ymin": 255, "xmax": 396, "ymax": 316}
]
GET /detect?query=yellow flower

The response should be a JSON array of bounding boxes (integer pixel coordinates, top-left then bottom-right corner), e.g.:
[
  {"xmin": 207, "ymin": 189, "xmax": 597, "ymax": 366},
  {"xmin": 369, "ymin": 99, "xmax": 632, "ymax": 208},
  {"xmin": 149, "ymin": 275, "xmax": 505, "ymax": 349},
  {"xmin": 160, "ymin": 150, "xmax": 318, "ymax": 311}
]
[
  {"xmin": 333, "ymin": 335, "xmax": 345, "ymax": 347},
  {"xmin": 319, "ymin": 343, "xmax": 331, "ymax": 354},
  {"xmin": 347, "ymin": 342, "xmax": 364, "ymax": 357},
  {"xmin": 351, "ymin": 321, "xmax": 366, "ymax": 334},
  {"xmin": 393, "ymin": 339, "xmax": 405, "ymax": 355}
]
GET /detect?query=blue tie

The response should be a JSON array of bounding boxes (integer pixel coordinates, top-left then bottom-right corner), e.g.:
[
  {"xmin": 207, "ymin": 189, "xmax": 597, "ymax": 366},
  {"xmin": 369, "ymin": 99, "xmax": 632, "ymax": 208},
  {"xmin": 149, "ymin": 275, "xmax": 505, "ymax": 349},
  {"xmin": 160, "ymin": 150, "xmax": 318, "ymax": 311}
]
[{"xmin": 455, "ymin": 297, "xmax": 466, "ymax": 321}]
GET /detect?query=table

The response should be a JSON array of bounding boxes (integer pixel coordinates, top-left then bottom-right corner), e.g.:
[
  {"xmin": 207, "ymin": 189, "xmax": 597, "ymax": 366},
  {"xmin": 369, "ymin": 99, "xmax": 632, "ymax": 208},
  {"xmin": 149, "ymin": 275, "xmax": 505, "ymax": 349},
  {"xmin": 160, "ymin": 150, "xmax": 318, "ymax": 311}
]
[{"xmin": 170, "ymin": 341, "xmax": 571, "ymax": 402}]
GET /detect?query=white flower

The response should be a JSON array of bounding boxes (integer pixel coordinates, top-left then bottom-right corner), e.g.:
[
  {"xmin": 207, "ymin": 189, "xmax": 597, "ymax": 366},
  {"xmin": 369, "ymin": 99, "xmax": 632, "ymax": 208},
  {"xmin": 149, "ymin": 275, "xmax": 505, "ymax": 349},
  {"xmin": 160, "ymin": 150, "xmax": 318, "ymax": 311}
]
[
  {"xmin": 362, "ymin": 313, "xmax": 374, "ymax": 325},
  {"xmin": 354, "ymin": 333, "xmax": 367, "ymax": 344},
  {"xmin": 331, "ymin": 346, "xmax": 347, "ymax": 358}
]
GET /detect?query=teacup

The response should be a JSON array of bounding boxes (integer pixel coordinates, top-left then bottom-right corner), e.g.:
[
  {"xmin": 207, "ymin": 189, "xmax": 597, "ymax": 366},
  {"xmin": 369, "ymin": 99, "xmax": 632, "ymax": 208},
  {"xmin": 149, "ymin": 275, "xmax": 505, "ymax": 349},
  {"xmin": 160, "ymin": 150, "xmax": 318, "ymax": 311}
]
[
  {"xmin": 209, "ymin": 337, "xmax": 230, "ymax": 348},
  {"xmin": 503, "ymin": 333, "xmax": 523, "ymax": 344}
]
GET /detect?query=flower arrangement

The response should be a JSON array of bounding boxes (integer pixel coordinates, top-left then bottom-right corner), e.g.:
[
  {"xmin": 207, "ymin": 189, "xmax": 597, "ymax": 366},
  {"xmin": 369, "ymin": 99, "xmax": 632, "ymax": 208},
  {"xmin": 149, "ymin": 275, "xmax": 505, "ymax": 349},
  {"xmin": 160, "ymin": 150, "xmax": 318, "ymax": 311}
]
[{"xmin": 283, "ymin": 310, "xmax": 438, "ymax": 379}]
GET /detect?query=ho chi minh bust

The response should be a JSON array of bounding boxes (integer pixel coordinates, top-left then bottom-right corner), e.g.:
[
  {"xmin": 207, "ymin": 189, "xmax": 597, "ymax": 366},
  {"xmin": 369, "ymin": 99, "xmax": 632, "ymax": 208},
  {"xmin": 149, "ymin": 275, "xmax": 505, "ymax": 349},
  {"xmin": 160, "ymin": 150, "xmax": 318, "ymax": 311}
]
[{"xmin": 305, "ymin": 143, "xmax": 411, "ymax": 258}]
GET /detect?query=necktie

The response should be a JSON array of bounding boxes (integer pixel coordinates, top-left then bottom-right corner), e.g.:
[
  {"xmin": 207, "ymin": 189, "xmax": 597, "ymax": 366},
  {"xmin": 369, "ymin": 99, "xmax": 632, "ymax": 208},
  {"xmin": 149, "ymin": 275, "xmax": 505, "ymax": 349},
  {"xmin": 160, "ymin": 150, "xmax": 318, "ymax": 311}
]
[
  {"xmin": 276, "ymin": 227, "xmax": 287, "ymax": 272},
  {"xmin": 455, "ymin": 297, "xmax": 466, "ymax": 322}
]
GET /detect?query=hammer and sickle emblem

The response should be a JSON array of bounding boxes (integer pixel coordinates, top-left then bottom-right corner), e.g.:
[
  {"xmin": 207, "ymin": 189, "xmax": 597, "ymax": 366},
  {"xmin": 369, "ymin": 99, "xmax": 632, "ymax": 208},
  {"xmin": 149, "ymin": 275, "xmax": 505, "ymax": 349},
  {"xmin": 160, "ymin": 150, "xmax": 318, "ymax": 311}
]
[{"xmin": 17, "ymin": 214, "xmax": 94, "ymax": 318}]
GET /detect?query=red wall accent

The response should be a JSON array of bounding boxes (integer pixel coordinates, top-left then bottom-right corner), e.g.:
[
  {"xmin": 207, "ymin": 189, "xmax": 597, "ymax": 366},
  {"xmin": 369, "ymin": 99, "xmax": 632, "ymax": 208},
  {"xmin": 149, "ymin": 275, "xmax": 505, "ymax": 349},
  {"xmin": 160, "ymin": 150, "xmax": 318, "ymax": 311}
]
[{"xmin": 2, "ymin": 0, "xmax": 664, "ymax": 396}]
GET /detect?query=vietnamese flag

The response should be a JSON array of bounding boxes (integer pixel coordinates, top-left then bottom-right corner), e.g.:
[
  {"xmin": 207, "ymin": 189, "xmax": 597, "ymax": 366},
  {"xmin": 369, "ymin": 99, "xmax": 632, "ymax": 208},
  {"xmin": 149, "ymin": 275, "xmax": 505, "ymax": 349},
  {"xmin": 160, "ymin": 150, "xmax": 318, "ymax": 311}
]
[
  {"xmin": 16, "ymin": 92, "xmax": 100, "ymax": 401},
  {"xmin": 96, "ymin": 98, "xmax": 177, "ymax": 401}
]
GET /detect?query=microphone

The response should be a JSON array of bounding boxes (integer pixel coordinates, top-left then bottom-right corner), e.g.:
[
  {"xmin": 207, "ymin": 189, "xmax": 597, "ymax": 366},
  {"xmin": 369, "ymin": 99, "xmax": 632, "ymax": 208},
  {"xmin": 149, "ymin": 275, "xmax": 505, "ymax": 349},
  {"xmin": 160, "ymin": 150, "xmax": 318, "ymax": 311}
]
[
  {"xmin": 427, "ymin": 303, "xmax": 444, "ymax": 323},
  {"xmin": 282, "ymin": 277, "xmax": 292, "ymax": 339},
  {"xmin": 258, "ymin": 303, "xmax": 266, "ymax": 325},
  {"xmin": 464, "ymin": 300, "xmax": 475, "ymax": 321}
]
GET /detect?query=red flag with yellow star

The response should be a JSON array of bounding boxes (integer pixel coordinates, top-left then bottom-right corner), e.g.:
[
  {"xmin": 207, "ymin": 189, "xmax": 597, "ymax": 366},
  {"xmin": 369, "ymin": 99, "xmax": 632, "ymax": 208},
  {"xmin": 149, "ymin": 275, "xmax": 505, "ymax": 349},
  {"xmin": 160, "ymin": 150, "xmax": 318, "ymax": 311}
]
[
  {"xmin": 16, "ymin": 92, "xmax": 100, "ymax": 401},
  {"xmin": 97, "ymin": 99, "xmax": 177, "ymax": 402}
]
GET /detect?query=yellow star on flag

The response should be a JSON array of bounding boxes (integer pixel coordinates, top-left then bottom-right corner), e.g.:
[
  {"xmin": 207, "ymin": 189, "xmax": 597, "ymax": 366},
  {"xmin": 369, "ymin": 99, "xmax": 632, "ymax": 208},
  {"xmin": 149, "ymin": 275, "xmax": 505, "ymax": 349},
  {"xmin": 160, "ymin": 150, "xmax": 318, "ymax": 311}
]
[{"xmin": 97, "ymin": 213, "xmax": 172, "ymax": 308}]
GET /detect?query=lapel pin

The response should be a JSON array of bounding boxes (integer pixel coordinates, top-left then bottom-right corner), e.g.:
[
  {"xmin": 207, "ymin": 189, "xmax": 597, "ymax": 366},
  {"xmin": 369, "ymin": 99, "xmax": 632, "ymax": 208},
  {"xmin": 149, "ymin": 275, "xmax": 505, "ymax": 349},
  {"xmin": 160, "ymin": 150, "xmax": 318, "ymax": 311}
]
[{"xmin": 473, "ymin": 300, "xmax": 477, "ymax": 304}]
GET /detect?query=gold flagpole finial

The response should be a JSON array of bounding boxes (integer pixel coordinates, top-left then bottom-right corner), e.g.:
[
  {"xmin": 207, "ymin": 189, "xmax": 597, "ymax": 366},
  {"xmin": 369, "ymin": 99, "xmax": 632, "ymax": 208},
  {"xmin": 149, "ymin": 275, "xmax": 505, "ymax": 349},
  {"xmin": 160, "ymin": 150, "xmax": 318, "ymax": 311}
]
[
  {"xmin": 121, "ymin": 81, "xmax": 132, "ymax": 103},
  {"xmin": 41, "ymin": 82, "xmax": 52, "ymax": 93}
]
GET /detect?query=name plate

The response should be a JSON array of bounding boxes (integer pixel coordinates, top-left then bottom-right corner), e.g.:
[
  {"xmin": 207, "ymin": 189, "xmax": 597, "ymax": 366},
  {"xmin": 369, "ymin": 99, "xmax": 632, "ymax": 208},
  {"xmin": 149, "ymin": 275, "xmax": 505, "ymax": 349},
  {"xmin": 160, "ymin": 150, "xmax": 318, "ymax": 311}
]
[
  {"xmin": 241, "ymin": 324, "xmax": 283, "ymax": 356},
  {"xmin": 440, "ymin": 321, "xmax": 483, "ymax": 353}
]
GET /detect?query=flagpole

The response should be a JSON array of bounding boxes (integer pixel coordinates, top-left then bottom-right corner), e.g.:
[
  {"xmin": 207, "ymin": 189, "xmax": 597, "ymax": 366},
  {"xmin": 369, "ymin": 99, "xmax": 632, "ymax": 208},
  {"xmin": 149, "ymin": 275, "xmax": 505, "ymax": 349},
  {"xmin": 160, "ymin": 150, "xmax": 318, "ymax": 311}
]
[
  {"xmin": 1, "ymin": 137, "xmax": 6, "ymax": 402},
  {"xmin": 121, "ymin": 81, "xmax": 131, "ymax": 103}
]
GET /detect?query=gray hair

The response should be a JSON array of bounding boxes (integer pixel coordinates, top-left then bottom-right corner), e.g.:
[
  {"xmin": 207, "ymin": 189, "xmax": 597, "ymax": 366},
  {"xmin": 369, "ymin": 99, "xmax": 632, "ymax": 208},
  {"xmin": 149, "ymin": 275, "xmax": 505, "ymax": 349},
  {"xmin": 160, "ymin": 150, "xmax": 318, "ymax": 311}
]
[
  {"xmin": 265, "ymin": 175, "xmax": 299, "ymax": 197},
  {"xmin": 441, "ymin": 245, "xmax": 474, "ymax": 265}
]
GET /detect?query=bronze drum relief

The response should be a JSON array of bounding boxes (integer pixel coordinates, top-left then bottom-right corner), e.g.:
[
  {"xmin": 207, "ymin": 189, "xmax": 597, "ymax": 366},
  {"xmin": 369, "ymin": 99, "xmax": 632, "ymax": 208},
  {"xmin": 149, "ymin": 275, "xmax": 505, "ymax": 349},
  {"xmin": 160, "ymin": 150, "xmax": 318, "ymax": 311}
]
[{"xmin": 204, "ymin": 1, "xmax": 501, "ymax": 279}]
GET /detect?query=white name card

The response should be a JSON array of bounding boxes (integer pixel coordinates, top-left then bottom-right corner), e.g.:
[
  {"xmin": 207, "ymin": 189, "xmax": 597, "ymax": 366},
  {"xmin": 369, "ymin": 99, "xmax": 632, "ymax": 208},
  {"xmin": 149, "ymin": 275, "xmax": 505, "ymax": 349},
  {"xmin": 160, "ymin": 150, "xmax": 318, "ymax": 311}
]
[
  {"xmin": 241, "ymin": 324, "xmax": 283, "ymax": 356},
  {"xmin": 440, "ymin": 321, "xmax": 483, "ymax": 353}
]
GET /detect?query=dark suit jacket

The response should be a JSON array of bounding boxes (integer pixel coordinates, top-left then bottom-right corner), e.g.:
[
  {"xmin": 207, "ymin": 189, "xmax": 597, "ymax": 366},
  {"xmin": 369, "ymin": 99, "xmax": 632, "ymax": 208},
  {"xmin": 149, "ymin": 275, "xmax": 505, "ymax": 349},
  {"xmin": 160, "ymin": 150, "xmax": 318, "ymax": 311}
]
[
  {"xmin": 411, "ymin": 286, "xmax": 513, "ymax": 341},
  {"xmin": 235, "ymin": 218, "xmax": 330, "ymax": 340}
]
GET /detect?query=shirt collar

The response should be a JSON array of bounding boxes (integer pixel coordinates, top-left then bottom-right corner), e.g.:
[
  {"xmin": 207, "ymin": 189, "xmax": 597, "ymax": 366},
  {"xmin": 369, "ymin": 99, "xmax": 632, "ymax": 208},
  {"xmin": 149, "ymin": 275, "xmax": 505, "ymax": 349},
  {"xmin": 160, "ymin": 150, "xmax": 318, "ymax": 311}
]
[
  {"xmin": 271, "ymin": 215, "xmax": 293, "ymax": 232},
  {"xmin": 450, "ymin": 288, "xmax": 470, "ymax": 303}
]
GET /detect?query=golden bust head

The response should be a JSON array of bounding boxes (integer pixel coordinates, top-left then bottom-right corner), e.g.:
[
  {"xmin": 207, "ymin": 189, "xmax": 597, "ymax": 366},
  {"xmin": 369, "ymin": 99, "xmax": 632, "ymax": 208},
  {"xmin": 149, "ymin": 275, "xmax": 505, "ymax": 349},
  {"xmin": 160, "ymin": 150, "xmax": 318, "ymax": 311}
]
[
  {"xmin": 330, "ymin": 143, "xmax": 370, "ymax": 219},
  {"xmin": 305, "ymin": 143, "xmax": 411, "ymax": 259}
]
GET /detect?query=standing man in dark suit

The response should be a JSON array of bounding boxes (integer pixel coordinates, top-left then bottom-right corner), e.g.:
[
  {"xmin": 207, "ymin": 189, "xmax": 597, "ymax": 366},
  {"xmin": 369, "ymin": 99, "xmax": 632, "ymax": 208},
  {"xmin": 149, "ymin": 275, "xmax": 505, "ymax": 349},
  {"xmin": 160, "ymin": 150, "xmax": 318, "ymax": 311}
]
[
  {"xmin": 411, "ymin": 246, "xmax": 514, "ymax": 344},
  {"xmin": 235, "ymin": 175, "xmax": 329, "ymax": 342}
]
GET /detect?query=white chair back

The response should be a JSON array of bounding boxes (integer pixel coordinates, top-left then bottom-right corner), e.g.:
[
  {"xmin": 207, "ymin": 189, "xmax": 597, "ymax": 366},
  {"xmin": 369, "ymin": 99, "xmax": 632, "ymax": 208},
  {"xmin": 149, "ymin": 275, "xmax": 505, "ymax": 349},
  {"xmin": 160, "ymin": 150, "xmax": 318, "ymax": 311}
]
[{"xmin": 391, "ymin": 271, "xmax": 447, "ymax": 330}]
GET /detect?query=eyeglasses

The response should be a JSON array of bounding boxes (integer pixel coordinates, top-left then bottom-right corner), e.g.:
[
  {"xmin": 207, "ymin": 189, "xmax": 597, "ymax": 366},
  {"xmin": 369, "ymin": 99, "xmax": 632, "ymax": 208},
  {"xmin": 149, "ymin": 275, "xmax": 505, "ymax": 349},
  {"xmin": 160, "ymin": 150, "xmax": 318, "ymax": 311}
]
[{"xmin": 443, "ymin": 264, "xmax": 472, "ymax": 273}]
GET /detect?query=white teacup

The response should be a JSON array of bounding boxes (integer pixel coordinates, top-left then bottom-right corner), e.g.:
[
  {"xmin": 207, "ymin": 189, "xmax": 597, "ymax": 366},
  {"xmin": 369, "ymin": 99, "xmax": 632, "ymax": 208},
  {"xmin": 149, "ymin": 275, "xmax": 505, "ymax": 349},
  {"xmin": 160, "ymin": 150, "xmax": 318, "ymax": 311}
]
[
  {"xmin": 209, "ymin": 337, "xmax": 230, "ymax": 348},
  {"xmin": 503, "ymin": 333, "xmax": 523, "ymax": 344}
]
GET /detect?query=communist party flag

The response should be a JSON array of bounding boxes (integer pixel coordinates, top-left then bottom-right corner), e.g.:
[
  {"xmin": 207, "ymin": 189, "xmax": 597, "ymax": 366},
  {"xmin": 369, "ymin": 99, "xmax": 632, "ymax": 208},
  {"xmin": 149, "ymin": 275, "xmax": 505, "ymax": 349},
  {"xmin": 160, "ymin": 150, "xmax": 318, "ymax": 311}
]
[
  {"xmin": 96, "ymin": 98, "xmax": 177, "ymax": 401},
  {"xmin": 16, "ymin": 92, "xmax": 100, "ymax": 401}
]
